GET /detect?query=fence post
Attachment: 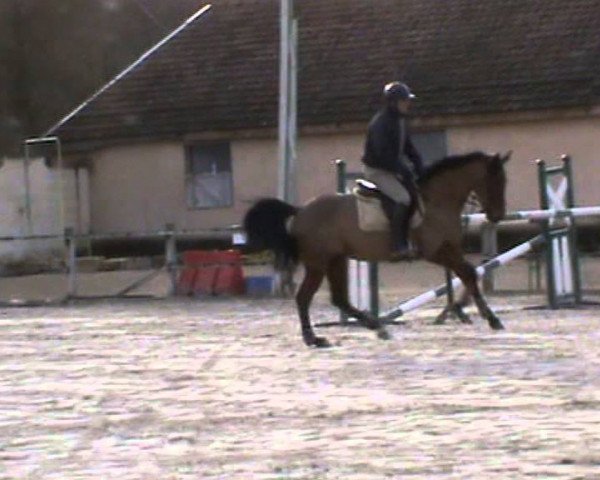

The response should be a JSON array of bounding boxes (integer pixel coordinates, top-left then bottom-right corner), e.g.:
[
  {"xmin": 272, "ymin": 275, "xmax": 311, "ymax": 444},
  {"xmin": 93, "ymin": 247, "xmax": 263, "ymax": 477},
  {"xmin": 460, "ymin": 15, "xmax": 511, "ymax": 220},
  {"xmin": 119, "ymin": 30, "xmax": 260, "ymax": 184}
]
[
  {"xmin": 445, "ymin": 268, "xmax": 454, "ymax": 305},
  {"xmin": 562, "ymin": 155, "xmax": 582, "ymax": 303},
  {"xmin": 65, "ymin": 227, "xmax": 77, "ymax": 298},
  {"xmin": 165, "ymin": 223, "xmax": 178, "ymax": 296},
  {"xmin": 481, "ymin": 222, "xmax": 498, "ymax": 292},
  {"xmin": 537, "ymin": 156, "xmax": 581, "ymax": 308},
  {"xmin": 537, "ymin": 159, "xmax": 557, "ymax": 308},
  {"xmin": 335, "ymin": 159, "xmax": 379, "ymax": 321},
  {"xmin": 369, "ymin": 262, "xmax": 379, "ymax": 317},
  {"xmin": 335, "ymin": 159, "xmax": 347, "ymax": 194},
  {"xmin": 336, "ymin": 160, "xmax": 350, "ymax": 324}
]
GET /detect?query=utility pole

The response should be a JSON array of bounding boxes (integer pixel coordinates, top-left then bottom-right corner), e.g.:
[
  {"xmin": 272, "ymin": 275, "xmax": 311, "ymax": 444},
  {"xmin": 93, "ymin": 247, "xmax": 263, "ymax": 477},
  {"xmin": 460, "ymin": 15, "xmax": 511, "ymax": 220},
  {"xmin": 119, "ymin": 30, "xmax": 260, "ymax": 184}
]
[
  {"xmin": 277, "ymin": 0, "xmax": 298, "ymax": 203},
  {"xmin": 274, "ymin": 0, "xmax": 298, "ymax": 297}
]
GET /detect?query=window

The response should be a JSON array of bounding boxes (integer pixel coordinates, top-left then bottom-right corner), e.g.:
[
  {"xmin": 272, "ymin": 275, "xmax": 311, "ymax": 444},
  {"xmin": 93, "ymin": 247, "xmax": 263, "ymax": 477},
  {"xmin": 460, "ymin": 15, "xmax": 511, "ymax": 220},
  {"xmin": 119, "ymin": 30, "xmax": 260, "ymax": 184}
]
[{"xmin": 185, "ymin": 142, "xmax": 233, "ymax": 209}]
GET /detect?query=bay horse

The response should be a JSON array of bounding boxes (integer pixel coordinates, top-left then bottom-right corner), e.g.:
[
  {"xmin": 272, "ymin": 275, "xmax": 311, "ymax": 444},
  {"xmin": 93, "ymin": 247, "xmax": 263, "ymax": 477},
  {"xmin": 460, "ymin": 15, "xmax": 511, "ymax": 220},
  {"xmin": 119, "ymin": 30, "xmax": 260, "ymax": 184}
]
[{"xmin": 244, "ymin": 151, "xmax": 511, "ymax": 347}]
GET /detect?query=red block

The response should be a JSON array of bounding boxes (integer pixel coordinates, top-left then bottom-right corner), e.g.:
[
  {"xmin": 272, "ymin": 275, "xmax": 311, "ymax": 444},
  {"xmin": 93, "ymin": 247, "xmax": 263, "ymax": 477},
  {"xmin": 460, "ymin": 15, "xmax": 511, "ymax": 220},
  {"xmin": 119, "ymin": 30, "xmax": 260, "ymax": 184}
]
[
  {"xmin": 192, "ymin": 265, "xmax": 220, "ymax": 296},
  {"xmin": 177, "ymin": 250, "xmax": 245, "ymax": 296},
  {"xmin": 176, "ymin": 267, "xmax": 197, "ymax": 295},
  {"xmin": 213, "ymin": 264, "xmax": 245, "ymax": 295}
]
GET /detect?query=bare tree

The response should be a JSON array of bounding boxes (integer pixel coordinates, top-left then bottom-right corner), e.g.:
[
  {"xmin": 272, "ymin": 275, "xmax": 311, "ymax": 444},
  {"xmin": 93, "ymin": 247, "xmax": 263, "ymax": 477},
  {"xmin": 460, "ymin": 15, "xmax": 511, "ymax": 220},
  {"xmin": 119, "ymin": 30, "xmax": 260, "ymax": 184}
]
[{"xmin": 0, "ymin": 0, "xmax": 200, "ymax": 157}]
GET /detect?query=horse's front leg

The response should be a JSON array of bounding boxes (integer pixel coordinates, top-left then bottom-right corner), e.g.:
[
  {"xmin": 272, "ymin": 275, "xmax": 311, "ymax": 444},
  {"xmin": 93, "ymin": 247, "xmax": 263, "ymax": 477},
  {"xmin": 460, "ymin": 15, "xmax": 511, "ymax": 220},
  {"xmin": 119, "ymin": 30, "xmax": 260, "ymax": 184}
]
[{"xmin": 432, "ymin": 243, "xmax": 504, "ymax": 330}]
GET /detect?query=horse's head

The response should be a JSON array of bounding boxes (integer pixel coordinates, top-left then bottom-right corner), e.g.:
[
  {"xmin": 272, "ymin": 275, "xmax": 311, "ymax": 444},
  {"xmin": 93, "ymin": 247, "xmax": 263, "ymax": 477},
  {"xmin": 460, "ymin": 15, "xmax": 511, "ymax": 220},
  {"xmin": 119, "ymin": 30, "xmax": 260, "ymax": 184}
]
[{"xmin": 472, "ymin": 151, "xmax": 511, "ymax": 223}]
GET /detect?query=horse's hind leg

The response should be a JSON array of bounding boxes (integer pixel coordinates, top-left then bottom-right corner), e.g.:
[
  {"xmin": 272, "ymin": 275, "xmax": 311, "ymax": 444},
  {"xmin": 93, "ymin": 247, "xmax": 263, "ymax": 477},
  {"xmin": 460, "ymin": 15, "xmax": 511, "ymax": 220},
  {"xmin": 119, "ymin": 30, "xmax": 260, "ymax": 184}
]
[
  {"xmin": 296, "ymin": 266, "xmax": 329, "ymax": 347},
  {"xmin": 453, "ymin": 289, "xmax": 473, "ymax": 324},
  {"xmin": 326, "ymin": 256, "xmax": 390, "ymax": 340},
  {"xmin": 432, "ymin": 243, "xmax": 504, "ymax": 330},
  {"xmin": 434, "ymin": 288, "xmax": 473, "ymax": 325}
]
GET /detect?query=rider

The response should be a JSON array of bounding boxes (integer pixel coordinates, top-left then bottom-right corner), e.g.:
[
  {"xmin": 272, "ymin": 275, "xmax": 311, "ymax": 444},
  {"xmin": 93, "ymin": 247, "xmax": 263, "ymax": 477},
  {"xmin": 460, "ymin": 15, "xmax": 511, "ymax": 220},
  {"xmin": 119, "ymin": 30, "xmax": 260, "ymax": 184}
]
[{"xmin": 361, "ymin": 81, "xmax": 425, "ymax": 255}]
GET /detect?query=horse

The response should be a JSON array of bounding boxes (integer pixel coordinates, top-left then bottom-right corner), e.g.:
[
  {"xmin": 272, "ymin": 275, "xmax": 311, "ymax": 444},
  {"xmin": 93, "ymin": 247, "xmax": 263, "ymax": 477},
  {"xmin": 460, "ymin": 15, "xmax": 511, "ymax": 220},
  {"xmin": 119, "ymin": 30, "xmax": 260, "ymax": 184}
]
[{"xmin": 243, "ymin": 151, "xmax": 511, "ymax": 347}]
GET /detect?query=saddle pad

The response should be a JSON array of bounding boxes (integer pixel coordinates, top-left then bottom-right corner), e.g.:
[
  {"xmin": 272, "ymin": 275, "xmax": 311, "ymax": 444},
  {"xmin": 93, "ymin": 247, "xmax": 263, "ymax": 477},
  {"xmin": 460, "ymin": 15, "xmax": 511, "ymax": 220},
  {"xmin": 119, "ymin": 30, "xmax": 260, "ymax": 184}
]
[
  {"xmin": 354, "ymin": 190, "xmax": 389, "ymax": 232},
  {"xmin": 354, "ymin": 189, "xmax": 423, "ymax": 232}
]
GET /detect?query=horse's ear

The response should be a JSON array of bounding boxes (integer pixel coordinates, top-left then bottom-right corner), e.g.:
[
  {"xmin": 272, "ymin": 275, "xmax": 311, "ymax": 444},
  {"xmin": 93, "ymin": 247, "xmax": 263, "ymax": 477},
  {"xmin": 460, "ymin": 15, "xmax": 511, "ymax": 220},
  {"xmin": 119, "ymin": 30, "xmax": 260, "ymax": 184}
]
[{"xmin": 501, "ymin": 150, "xmax": 512, "ymax": 164}]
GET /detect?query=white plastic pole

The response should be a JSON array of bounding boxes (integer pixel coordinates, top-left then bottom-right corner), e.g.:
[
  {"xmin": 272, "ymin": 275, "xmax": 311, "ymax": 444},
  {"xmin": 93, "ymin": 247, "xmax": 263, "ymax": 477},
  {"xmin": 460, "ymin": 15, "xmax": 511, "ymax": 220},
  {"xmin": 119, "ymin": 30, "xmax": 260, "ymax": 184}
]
[
  {"xmin": 463, "ymin": 206, "xmax": 600, "ymax": 228},
  {"xmin": 552, "ymin": 239, "xmax": 564, "ymax": 295},
  {"xmin": 382, "ymin": 235, "xmax": 545, "ymax": 320},
  {"xmin": 46, "ymin": 5, "xmax": 213, "ymax": 136},
  {"xmin": 349, "ymin": 259, "xmax": 358, "ymax": 307},
  {"xmin": 561, "ymin": 236, "xmax": 574, "ymax": 293},
  {"xmin": 359, "ymin": 261, "xmax": 370, "ymax": 310}
]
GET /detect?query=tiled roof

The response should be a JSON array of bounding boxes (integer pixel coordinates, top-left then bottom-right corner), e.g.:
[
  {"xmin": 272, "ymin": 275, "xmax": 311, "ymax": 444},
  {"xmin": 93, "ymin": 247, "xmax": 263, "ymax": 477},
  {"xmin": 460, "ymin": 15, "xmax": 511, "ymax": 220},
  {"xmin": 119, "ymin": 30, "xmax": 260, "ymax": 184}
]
[{"xmin": 48, "ymin": 0, "xmax": 600, "ymax": 146}]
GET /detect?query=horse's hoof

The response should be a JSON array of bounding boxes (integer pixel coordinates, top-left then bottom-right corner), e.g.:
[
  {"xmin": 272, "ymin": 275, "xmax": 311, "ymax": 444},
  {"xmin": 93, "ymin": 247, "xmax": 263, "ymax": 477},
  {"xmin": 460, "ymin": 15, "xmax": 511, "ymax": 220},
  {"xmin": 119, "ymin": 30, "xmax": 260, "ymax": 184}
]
[
  {"xmin": 434, "ymin": 308, "xmax": 450, "ymax": 325},
  {"xmin": 453, "ymin": 306, "xmax": 472, "ymax": 324},
  {"xmin": 314, "ymin": 336, "xmax": 332, "ymax": 348},
  {"xmin": 360, "ymin": 313, "xmax": 380, "ymax": 330},
  {"xmin": 457, "ymin": 313, "xmax": 473, "ymax": 324},
  {"xmin": 377, "ymin": 328, "xmax": 392, "ymax": 340},
  {"xmin": 490, "ymin": 320, "xmax": 505, "ymax": 330}
]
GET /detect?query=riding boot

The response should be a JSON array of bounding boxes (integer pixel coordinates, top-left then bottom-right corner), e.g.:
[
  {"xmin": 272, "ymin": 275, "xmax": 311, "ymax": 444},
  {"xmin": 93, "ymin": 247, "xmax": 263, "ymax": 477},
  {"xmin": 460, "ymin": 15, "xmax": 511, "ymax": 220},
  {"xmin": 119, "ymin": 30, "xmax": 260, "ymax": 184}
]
[
  {"xmin": 391, "ymin": 203, "xmax": 411, "ymax": 253},
  {"xmin": 380, "ymin": 199, "xmax": 411, "ymax": 255}
]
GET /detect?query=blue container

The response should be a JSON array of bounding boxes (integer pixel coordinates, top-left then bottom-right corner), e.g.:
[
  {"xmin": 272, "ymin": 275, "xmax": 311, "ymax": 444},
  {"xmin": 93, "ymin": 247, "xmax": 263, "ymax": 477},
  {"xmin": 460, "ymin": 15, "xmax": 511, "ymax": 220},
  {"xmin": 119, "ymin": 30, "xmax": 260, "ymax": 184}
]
[{"xmin": 245, "ymin": 275, "xmax": 274, "ymax": 296}]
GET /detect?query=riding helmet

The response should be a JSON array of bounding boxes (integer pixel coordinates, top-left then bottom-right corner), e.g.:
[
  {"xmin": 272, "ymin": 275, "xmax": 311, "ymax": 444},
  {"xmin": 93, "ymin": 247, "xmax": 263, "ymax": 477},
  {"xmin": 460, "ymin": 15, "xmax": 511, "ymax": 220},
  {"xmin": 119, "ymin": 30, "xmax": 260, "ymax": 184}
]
[{"xmin": 383, "ymin": 81, "xmax": 416, "ymax": 101}]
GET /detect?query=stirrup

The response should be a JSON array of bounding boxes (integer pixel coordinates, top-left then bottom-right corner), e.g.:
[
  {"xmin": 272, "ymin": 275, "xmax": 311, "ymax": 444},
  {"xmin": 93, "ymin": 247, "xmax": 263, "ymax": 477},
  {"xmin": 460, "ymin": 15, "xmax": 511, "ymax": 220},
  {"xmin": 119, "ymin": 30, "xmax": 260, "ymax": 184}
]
[{"xmin": 389, "ymin": 242, "xmax": 417, "ymax": 261}]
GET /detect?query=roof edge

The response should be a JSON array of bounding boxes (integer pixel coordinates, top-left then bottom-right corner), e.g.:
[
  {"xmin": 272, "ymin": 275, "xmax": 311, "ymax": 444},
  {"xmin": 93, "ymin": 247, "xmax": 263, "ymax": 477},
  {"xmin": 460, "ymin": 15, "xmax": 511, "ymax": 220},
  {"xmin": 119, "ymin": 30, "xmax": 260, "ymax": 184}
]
[
  {"xmin": 44, "ymin": 3, "xmax": 213, "ymax": 137},
  {"xmin": 57, "ymin": 106, "xmax": 599, "ymax": 155}
]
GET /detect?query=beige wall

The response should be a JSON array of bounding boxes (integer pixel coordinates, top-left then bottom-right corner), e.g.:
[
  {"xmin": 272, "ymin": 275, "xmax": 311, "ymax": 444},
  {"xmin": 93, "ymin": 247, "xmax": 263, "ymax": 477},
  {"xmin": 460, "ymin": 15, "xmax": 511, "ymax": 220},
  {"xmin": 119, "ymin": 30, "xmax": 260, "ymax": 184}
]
[
  {"xmin": 91, "ymin": 144, "xmax": 183, "ymax": 232},
  {"xmin": 88, "ymin": 135, "xmax": 363, "ymax": 233},
  {"xmin": 296, "ymin": 132, "xmax": 365, "ymax": 202},
  {"xmin": 90, "ymin": 140, "xmax": 279, "ymax": 232},
  {"xmin": 87, "ymin": 114, "xmax": 600, "ymax": 234},
  {"xmin": 447, "ymin": 116, "xmax": 600, "ymax": 210},
  {"xmin": 230, "ymin": 138, "xmax": 278, "ymax": 221},
  {"xmin": 296, "ymin": 116, "xmax": 600, "ymax": 211}
]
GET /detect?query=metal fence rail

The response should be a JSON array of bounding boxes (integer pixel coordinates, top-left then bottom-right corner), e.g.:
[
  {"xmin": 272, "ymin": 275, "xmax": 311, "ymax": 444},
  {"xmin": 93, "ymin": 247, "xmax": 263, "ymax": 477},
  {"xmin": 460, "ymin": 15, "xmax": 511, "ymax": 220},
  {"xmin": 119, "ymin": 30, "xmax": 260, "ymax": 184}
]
[{"xmin": 0, "ymin": 224, "xmax": 242, "ymax": 305}]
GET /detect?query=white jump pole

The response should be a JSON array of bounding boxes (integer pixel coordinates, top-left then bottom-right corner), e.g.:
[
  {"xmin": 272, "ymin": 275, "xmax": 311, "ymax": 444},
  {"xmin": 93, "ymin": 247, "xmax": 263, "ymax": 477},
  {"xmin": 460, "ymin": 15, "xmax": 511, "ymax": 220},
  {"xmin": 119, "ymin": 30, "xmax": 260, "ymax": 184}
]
[
  {"xmin": 358, "ymin": 261, "xmax": 370, "ymax": 309},
  {"xmin": 463, "ymin": 206, "xmax": 600, "ymax": 227},
  {"xmin": 561, "ymin": 235, "xmax": 574, "ymax": 293},
  {"xmin": 382, "ymin": 234, "xmax": 546, "ymax": 321},
  {"xmin": 379, "ymin": 206, "xmax": 600, "ymax": 321},
  {"xmin": 348, "ymin": 260, "xmax": 371, "ymax": 311},
  {"xmin": 348, "ymin": 259, "xmax": 358, "ymax": 308}
]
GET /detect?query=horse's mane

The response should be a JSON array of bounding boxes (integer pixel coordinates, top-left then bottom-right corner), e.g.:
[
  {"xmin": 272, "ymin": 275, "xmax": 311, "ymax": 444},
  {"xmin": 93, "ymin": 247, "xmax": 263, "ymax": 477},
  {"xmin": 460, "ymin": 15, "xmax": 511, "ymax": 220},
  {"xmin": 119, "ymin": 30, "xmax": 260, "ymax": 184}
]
[{"xmin": 418, "ymin": 151, "xmax": 489, "ymax": 185}]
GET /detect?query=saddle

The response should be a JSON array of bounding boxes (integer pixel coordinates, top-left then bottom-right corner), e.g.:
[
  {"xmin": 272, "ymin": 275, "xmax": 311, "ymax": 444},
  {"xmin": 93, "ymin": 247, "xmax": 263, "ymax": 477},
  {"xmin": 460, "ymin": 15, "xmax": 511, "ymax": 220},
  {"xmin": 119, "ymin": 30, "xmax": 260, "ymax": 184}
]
[{"xmin": 353, "ymin": 179, "xmax": 423, "ymax": 232}]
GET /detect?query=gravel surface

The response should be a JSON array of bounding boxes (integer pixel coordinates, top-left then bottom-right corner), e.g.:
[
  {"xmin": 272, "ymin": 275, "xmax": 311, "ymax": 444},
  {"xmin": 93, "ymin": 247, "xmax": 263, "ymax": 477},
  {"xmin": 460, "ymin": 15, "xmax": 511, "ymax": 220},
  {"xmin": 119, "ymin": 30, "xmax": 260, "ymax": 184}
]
[{"xmin": 1, "ymin": 295, "xmax": 599, "ymax": 479}]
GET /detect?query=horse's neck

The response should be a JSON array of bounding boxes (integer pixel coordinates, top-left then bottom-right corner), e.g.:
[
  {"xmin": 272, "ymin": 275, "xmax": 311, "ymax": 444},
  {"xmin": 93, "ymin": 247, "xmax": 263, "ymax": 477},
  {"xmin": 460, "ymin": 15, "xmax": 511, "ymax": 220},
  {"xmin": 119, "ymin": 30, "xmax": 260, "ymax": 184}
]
[{"xmin": 422, "ymin": 161, "xmax": 484, "ymax": 212}]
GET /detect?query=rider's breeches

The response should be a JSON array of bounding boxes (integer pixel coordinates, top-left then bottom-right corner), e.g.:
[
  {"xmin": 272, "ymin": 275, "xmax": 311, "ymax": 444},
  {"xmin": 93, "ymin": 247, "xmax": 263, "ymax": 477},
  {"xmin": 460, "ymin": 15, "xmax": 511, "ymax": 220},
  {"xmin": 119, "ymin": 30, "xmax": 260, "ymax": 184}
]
[{"xmin": 363, "ymin": 166, "xmax": 411, "ymax": 205}]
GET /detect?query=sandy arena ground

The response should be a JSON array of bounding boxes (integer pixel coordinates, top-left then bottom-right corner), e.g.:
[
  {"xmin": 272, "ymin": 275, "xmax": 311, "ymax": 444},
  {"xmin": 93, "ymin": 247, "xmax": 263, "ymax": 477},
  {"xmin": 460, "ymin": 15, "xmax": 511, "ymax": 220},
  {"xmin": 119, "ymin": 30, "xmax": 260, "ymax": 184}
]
[{"xmin": 0, "ymin": 261, "xmax": 599, "ymax": 479}]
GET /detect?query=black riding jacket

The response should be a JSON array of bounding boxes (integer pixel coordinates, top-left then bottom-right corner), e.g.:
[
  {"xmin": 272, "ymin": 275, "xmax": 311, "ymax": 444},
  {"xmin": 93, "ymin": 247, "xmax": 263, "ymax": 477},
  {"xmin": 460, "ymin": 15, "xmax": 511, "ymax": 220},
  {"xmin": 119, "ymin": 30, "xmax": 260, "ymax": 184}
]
[{"xmin": 361, "ymin": 105, "xmax": 425, "ymax": 180}]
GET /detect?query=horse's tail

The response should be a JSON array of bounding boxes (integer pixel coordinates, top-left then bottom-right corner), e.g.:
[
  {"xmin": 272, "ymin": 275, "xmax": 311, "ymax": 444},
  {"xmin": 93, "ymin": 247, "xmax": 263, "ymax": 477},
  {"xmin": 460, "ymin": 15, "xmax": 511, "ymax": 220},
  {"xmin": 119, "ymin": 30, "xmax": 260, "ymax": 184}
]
[{"xmin": 243, "ymin": 198, "xmax": 299, "ymax": 268}]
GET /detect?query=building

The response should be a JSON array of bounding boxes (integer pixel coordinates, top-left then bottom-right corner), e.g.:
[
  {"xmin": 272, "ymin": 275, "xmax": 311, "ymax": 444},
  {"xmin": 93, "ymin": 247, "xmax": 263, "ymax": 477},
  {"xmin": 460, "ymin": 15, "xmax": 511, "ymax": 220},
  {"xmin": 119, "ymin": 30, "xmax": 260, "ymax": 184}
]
[{"xmin": 46, "ymin": 0, "xmax": 600, "ymax": 237}]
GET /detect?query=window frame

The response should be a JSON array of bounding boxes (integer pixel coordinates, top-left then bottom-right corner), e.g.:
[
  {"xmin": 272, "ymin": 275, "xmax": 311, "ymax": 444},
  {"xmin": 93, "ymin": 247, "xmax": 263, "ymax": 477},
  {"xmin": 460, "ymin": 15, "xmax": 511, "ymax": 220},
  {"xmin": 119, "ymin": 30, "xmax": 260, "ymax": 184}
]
[{"xmin": 184, "ymin": 141, "xmax": 234, "ymax": 210}]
